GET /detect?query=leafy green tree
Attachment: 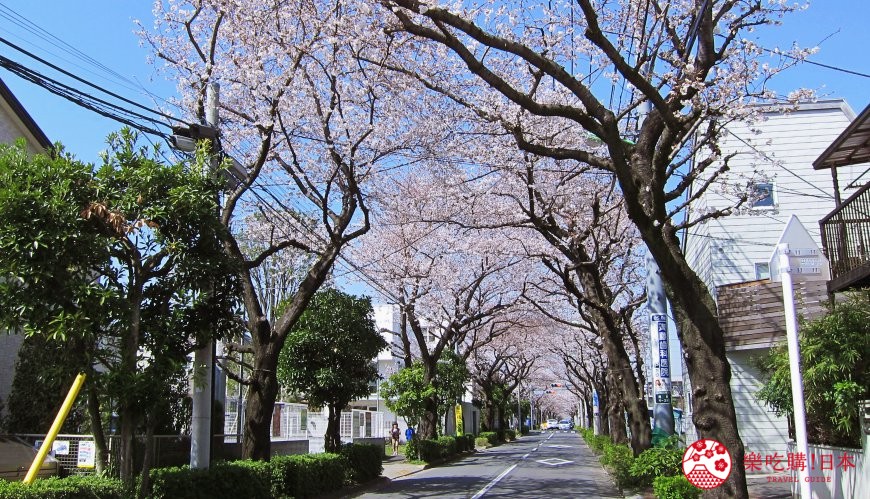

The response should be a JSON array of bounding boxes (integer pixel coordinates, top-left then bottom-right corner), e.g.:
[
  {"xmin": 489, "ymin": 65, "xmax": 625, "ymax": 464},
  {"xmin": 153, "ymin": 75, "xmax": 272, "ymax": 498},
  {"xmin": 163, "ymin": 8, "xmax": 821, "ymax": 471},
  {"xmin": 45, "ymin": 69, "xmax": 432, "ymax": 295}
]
[
  {"xmin": 277, "ymin": 289, "xmax": 386, "ymax": 452},
  {"xmin": 756, "ymin": 292, "xmax": 870, "ymax": 448},
  {"xmin": 381, "ymin": 352, "xmax": 469, "ymax": 437},
  {"xmin": 0, "ymin": 131, "xmax": 241, "ymax": 487}
]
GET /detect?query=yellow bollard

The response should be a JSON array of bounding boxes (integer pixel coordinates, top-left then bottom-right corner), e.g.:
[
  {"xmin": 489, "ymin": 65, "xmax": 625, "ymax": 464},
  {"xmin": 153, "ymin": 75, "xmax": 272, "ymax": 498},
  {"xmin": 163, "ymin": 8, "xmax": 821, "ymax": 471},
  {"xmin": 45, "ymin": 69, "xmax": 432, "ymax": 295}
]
[{"xmin": 24, "ymin": 372, "xmax": 86, "ymax": 484}]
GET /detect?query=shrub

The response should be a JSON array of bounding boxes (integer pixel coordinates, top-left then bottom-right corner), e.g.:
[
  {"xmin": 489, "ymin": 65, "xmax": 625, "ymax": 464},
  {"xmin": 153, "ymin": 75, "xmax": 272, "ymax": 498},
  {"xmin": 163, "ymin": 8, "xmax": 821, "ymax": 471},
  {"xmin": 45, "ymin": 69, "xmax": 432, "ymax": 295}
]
[
  {"xmin": 475, "ymin": 437, "xmax": 490, "ymax": 449},
  {"xmin": 600, "ymin": 443, "xmax": 638, "ymax": 490},
  {"xmin": 436, "ymin": 436, "xmax": 457, "ymax": 458},
  {"xmin": 0, "ymin": 475, "xmax": 124, "ymax": 499},
  {"xmin": 340, "ymin": 443, "xmax": 383, "ymax": 483},
  {"xmin": 479, "ymin": 431, "xmax": 499, "ymax": 446},
  {"xmin": 416, "ymin": 439, "xmax": 444, "ymax": 463},
  {"xmin": 586, "ymin": 434, "xmax": 610, "ymax": 453},
  {"xmin": 463, "ymin": 434, "xmax": 476, "ymax": 451},
  {"xmin": 150, "ymin": 462, "xmax": 270, "ymax": 499},
  {"xmin": 504, "ymin": 429, "xmax": 516, "ymax": 441},
  {"xmin": 653, "ymin": 475, "xmax": 700, "ymax": 499},
  {"xmin": 404, "ymin": 437, "xmax": 420, "ymax": 460},
  {"xmin": 629, "ymin": 446, "xmax": 683, "ymax": 486},
  {"xmin": 269, "ymin": 453, "xmax": 346, "ymax": 498}
]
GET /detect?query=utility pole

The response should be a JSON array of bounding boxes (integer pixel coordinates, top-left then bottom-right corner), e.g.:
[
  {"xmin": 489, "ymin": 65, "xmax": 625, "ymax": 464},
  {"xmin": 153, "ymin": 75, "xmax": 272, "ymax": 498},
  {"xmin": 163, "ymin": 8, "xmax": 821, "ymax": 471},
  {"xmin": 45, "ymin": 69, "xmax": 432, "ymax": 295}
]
[
  {"xmin": 638, "ymin": 100, "xmax": 675, "ymax": 437},
  {"xmin": 190, "ymin": 82, "xmax": 219, "ymax": 469}
]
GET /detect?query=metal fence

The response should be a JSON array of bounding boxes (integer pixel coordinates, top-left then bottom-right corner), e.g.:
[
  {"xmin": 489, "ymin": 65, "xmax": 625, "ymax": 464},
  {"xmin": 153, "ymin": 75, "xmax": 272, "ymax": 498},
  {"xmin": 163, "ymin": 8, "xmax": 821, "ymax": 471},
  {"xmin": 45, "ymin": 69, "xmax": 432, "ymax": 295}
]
[{"xmin": 15, "ymin": 434, "xmax": 98, "ymax": 476}]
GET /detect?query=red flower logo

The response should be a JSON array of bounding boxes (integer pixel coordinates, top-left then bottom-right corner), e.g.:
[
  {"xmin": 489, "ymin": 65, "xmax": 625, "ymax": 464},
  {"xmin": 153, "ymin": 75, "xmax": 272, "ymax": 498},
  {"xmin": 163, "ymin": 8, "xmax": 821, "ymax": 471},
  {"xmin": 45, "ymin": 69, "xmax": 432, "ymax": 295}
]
[
  {"xmin": 715, "ymin": 459, "xmax": 728, "ymax": 472},
  {"xmin": 705, "ymin": 450, "xmax": 714, "ymax": 458},
  {"xmin": 693, "ymin": 440, "xmax": 707, "ymax": 451},
  {"xmin": 715, "ymin": 444, "xmax": 727, "ymax": 454}
]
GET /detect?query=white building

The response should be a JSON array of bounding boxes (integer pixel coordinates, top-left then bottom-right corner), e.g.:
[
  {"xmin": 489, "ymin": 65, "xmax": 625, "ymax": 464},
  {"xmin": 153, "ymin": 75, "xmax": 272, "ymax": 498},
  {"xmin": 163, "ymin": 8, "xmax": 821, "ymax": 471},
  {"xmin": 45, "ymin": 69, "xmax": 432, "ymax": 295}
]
[
  {"xmin": 0, "ymin": 78, "xmax": 52, "ymax": 422},
  {"xmin": 682, "ymin": 100, "xmax": 864, "ymax": 464}
]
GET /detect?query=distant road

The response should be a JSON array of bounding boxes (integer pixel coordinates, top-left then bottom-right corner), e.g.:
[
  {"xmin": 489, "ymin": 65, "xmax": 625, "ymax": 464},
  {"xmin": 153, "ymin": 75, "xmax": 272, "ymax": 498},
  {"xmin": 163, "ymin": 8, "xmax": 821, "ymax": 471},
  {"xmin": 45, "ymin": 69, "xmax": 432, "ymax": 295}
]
[{"xmin": 355, "ymin": 431, "xmax": 622, "ymax": 498}]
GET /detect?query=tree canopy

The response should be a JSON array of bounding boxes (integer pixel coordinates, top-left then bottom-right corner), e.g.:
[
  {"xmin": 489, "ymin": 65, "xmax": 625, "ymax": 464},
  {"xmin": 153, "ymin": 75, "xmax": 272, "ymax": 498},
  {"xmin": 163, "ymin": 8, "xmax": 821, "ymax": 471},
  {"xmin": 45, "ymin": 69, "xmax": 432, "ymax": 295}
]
[{"xmin": 277, "ymin": 288, "xmax": 386, "ymax": 451}]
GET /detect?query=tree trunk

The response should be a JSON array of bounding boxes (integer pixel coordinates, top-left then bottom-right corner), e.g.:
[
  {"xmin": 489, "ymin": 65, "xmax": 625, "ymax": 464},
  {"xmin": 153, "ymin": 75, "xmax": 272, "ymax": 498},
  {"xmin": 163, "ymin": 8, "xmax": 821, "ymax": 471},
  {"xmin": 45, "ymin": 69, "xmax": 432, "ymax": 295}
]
[
  {"xmin": 619, "ymin": 158, "xmax": 749, "ymax": 497},
  {"xmin": 242, "ymin": 351, "xmax": 280, "ymax": 460},
  {"xmin": 605, "ymin": 369, "xmax": 627, "ymax": 444},
  {"xmin": 325, "ymin": 404, "xmax": 342, "ymax": 453},
  {"xmin": 601, "ymin": 334, "xmax": 651, "ymax": 454},
  {"xmin": 137, "ymin": 414, "xmax": 156, "ymax": 498},
  {"xmin": 417, "ymin": 395, "xmax": 439, "ymax": 440},
  {"xmin": 119, "ymin": 409, "xmax": 135, "ymax": 488},
  {"xmin": 86, "ymin": 384, "xmax": 108, "ymax": 474}
]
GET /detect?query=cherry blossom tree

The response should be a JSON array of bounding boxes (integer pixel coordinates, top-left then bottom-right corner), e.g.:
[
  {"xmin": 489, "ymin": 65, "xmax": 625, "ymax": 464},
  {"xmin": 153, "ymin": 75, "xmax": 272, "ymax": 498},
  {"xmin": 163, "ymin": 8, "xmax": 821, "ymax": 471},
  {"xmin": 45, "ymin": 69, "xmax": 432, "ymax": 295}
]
[
  {"xmin": 140, "ymin": 0, "xmax": 435, "ymax": 459},
  {"xmin": 370, "ymin": 1, "xmax": 815, "ymax": 494},
  {"xmin": 352, "ymin": 170, "xmax": 528, "ymax": 439}
]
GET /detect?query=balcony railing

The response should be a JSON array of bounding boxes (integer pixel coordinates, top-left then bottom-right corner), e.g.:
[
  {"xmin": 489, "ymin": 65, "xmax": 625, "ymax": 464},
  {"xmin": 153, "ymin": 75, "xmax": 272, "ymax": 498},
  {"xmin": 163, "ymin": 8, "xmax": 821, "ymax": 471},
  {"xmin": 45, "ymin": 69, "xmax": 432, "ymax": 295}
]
[{"xmin": 820, "ymin": 182, "xmax": 870, "ymax": 293}]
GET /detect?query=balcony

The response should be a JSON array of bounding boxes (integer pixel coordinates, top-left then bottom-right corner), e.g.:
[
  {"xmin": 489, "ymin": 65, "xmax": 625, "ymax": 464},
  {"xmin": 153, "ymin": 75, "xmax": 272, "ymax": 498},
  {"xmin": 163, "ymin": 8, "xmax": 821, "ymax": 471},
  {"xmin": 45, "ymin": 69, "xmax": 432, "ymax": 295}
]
[{"xmin": 820, "ymin": 181, "xmax": 870, "ymax": 293}]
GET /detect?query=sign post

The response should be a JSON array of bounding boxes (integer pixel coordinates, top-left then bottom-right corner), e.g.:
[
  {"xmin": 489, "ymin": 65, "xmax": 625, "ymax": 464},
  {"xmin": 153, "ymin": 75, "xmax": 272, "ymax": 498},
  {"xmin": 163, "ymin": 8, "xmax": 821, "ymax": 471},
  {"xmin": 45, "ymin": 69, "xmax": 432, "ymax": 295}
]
[{"xmin": 768, "ymin": 215, "xmax": 830, "ymax": 498}]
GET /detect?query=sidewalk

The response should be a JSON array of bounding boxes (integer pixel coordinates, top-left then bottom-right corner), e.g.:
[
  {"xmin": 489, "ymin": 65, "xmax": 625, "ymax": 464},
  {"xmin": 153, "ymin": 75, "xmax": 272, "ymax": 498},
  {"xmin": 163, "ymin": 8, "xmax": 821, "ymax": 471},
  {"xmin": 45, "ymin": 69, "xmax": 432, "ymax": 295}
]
[{"xmin": 381, "ymin": 454, "xmax": 425, "ymax": 479}]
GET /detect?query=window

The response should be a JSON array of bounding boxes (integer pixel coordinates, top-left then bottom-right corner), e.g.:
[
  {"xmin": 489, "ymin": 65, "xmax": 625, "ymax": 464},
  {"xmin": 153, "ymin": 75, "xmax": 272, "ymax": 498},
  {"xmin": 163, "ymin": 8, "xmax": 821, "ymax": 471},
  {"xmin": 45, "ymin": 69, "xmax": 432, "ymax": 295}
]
[
  {"xmin": 755, "ymin": 262, "xmax": 770, "ymax": 280},
  {"xmin": 749, "ymin": 182, "xmax": 775, "ymax": 208}
]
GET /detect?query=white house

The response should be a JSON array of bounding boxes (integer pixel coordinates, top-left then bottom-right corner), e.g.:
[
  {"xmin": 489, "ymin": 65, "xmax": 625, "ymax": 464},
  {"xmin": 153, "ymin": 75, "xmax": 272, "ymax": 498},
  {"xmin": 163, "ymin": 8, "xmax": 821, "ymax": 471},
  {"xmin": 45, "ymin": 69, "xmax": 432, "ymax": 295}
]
[
  {"xmin": 0, "ymin": 77, "xmax": 52, "ymax": 421},
  {"xmin": 682, "ymin": 99, "xmax": 865, "ymax": 466}
]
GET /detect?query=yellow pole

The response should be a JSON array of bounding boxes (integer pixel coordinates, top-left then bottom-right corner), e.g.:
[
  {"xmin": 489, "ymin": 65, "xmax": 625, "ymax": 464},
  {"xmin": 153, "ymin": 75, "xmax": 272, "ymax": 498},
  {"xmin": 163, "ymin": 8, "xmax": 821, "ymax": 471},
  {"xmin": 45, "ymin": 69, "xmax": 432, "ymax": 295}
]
[{"xmin": 24, "ymin": 372, "xmax": 86, "ymax": 484}]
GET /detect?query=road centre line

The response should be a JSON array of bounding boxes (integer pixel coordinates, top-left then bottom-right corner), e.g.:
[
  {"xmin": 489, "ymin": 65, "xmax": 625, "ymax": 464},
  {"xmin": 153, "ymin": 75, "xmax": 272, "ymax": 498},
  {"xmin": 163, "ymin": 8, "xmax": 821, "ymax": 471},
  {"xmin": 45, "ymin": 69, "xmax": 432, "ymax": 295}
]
[{"xmin": 471, "ymin": 464, "xmax": 517, "ymax": 499}]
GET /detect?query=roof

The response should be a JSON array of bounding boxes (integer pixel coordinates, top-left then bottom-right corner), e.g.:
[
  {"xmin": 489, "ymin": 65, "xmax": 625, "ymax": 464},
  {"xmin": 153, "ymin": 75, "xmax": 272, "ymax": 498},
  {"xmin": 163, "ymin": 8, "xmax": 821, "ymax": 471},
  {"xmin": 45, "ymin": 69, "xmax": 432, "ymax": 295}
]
[
  {"xmin": 813, "ymin": 103, "xmax": 870, "ymax": 170},
  {"xmin": 0, "ymin": 77, "xmax": 52, "ymax": 150}
]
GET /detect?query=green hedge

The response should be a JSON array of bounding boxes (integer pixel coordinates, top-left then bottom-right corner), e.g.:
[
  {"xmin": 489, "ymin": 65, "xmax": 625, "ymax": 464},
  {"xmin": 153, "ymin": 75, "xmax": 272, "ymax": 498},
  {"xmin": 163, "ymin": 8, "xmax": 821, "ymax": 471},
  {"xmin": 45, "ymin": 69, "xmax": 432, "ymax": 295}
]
[
  {"xmin": 479, "ymin": 431, "xmax": 499, "ymax": 446},
  {"xmin": 653, "ymin": 475, "xmax": 700, "ymax": 499},
  {"xmin": 150, "ymin": 461, "xmax": 271, "ymax": 499},
  {"xmin": 436, "ymin": 436, "xmax": 457, "ymax": 458},
  {"xmin": 600, "ymin": 443, "xmax": 639, "ymax": 489},
  {"xmin": 503, "ymin": 429, "xmax": 516, "ymax": 441},
  {"xmin": 340, "ymin": 443, "xmax": 383, "ymax": 482},
  {"xmin": 150, "ymin": 453, "xmax": 349, "ymax": 499},
  {"xmin": 269, "ymin": 454, "xmax": 345, "ymax": 498},
  {"xmin": 475, "ymin": 437, "xmax": 490, "ymax": 448},
  {"xmin": 416, "ymin": 439, "xmax": 443, "ymax": 463},
  {"xmin": 0, "ymin": 475, "xmax": 124, "ymax": 499},
  {"xmin": 404, "ymin": 438, "xmax": 420, "ymax": 460},
  {"xmin": 629, "ymin": 446, "xmax": 683, "ymax": 487}
]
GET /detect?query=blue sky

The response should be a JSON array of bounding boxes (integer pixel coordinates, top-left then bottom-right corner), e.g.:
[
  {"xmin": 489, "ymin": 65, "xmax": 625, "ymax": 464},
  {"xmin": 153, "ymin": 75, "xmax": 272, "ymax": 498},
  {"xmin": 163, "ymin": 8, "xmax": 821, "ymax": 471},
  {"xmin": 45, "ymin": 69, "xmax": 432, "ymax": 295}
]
[{"xmin": 0, "ymin": 0, "xmax": 867, "ymax": 163}]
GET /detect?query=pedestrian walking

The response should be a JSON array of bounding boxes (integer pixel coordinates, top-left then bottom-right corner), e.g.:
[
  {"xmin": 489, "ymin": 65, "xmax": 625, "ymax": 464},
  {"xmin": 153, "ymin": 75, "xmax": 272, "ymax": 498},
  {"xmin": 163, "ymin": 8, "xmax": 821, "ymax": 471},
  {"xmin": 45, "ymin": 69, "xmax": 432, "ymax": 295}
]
[{"xmin": 391, "ymin": 422, "xmax": 401, "ymax": 456}]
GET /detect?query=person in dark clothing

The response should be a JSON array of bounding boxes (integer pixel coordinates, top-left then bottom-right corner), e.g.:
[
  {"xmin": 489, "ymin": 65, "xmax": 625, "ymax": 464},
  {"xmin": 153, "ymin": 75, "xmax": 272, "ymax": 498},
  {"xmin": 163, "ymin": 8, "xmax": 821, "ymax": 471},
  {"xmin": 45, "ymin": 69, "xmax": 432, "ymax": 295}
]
[{"xmin": 390, "ymin": 422, "xmax": 400, "ymax": 456}]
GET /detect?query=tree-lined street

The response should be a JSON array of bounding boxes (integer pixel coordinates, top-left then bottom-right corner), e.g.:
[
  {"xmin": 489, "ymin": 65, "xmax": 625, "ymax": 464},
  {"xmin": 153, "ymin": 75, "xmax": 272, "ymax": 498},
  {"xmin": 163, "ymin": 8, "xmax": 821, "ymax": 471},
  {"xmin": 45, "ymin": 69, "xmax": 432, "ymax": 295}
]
[{"xmin": 360, "ymin": 432, "xmax": 620, "ymax": 499}]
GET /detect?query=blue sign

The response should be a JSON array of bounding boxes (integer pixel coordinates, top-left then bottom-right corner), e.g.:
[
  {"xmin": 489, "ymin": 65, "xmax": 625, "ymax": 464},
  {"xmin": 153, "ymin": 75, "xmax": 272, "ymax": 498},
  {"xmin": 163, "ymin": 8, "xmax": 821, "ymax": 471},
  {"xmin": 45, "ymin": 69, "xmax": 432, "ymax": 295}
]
[
  {"xmin": 592, "ymin": 390, "xmax": 599, "ymax": 407},
  {"xmin": 660, "ymin": 367, "xmax": 670, "ymax": 377}
]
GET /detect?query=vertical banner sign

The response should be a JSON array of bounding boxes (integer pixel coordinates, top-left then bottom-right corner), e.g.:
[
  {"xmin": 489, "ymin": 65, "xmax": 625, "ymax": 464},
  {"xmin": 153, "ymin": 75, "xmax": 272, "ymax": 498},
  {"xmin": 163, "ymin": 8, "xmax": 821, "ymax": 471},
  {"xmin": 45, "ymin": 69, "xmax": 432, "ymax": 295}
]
[
  {"xmin": 455, "ymin": 404, "xmax": 464, "ymax": 435},
  {"xmin": 651, "ymin": 313, "xmax": 672, "ymax": 405},
  {"xmin": 77, "ymin": 441, "xmax": 96, "ymax": 469}
]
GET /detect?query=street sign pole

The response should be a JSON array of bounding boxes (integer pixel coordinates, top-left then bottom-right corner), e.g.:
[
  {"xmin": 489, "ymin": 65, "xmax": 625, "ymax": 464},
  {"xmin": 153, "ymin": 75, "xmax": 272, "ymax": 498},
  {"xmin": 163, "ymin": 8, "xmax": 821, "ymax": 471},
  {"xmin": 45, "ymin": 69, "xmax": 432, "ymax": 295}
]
[
  {"xmin": 646, "ymin": 251, "xmax": 675, "ymax": 436},
  {"xmin": 777, "ymin": 243, "xmax": 811, "ymax": 498}
]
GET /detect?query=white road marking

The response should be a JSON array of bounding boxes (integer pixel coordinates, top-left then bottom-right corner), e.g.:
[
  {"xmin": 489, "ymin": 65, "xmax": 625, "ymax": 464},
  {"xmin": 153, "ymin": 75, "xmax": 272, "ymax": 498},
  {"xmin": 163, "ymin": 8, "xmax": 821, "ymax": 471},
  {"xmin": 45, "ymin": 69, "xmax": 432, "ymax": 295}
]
[
  {"xmin": 522, "ymin": 453, "xmax": 530, "ymax": 459},
  {"xmin": 471, "ymin": 464, "xmax": 518, "ymax": 499},
  {"xmin": 536, "ymin": 458, "xmax": 574, "ymax": 466}
]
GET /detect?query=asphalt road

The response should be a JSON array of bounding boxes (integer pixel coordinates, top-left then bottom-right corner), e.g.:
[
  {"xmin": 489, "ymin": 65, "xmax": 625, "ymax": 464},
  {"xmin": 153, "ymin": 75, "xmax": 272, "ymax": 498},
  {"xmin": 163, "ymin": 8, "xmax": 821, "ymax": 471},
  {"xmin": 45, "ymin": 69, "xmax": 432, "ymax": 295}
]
[{"xmin": 356, "ymin": 431, "xmax": 622, "ymax": 499}]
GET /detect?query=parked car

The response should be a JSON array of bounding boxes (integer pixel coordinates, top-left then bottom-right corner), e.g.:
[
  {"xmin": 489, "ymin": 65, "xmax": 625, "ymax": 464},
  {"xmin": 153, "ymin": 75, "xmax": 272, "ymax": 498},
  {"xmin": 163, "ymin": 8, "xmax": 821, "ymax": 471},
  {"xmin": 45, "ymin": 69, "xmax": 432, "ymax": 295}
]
[
  {"xmin": 0, "ymin": 436, "xmax": 59, "ymax": 481},
  {"xmin": 545, "ymin": 419, "xmax": 559, "ymax": 430},
  {"xmin": 557, "ymin": 419, "xmax": 573, "ymax": 431}
]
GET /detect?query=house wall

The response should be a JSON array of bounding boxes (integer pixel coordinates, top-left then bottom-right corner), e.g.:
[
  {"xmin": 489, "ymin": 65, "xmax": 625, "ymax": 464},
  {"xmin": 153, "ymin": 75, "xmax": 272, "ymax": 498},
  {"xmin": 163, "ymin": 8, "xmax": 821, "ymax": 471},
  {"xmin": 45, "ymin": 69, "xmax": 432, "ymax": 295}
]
[
  {"xmin": 727, "ymin": 349, "xmax": 790, "ymax": 465},
  {"xmin": 684, "ymin": 100, "xmax": 862, "ymax": 295},
  {"xmin": 681, "ymin": 100, "xmax": 864, "ymax": 465}
]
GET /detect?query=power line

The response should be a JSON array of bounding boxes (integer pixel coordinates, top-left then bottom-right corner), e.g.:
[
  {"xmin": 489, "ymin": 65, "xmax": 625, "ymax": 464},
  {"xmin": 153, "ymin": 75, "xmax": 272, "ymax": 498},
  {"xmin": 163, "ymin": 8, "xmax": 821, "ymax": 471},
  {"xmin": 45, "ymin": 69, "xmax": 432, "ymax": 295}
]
[
  {"xmin": 0, "ymin": 54, "xmax": 170, "ymax": 138},
  {"xmin": 0, "ymin": 34, "xmax": 183, "ymax": 125}
]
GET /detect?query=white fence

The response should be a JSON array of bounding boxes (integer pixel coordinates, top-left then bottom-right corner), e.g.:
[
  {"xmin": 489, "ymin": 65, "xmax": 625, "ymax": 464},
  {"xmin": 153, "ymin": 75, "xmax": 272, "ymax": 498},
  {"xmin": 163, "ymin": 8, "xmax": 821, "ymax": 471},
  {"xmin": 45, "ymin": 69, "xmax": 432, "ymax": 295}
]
[{"xmin": 787, "ymin": 440, "xmax": 865, "ymax": 498}]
